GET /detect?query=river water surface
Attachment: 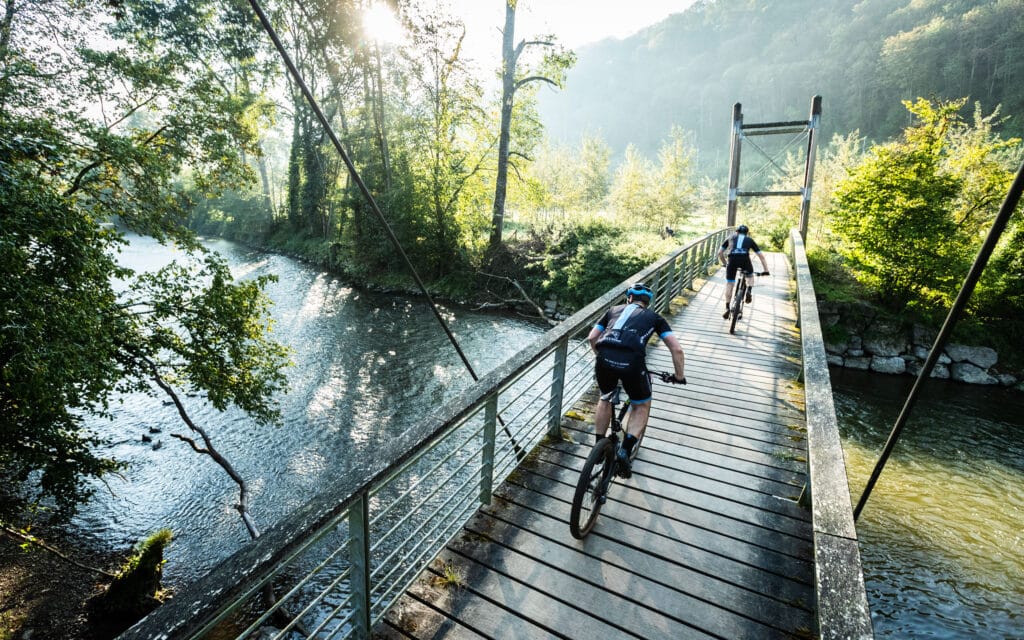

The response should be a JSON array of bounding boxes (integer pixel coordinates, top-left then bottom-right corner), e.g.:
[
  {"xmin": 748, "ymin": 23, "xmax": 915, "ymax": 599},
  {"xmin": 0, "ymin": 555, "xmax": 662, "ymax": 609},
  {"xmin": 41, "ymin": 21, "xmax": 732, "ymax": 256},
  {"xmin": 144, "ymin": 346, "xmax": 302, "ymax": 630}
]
[
  {"xmin": 831, "ymin": 368, "xmax": 1024, "ymax": 638},
  {"xmin": 72, "ymin": 235, "xmax": 547, "ymax": 587}
]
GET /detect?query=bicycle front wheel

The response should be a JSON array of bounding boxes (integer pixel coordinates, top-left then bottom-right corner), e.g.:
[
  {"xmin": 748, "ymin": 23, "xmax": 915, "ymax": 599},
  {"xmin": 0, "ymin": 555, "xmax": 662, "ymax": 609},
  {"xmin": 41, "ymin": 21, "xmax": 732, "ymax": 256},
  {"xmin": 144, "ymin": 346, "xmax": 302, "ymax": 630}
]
[{"xmin": 569, "ymin": 438, "xmax": 616, "ymax": 539}]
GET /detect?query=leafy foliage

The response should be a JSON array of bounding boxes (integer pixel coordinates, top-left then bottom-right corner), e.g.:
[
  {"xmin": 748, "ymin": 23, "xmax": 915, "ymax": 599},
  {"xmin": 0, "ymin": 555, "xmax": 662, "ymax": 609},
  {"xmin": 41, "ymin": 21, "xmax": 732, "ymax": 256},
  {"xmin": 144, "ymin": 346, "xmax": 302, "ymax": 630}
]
[
  {"xmin": 0, "ymin": 0, "xmax": 290, "ymax": 526},
  {"xmin": 825, "ymin": 98, "xmax": 1019, "ymax": 315}
]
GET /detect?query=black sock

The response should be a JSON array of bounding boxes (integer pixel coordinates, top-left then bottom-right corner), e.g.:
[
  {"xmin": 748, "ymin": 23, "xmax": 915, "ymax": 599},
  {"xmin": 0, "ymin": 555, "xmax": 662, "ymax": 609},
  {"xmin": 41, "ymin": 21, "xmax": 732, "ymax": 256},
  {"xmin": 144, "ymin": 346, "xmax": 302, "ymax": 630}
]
[{"xmin": 623, "ymin": 434, "xmax": 638, "ymax": 454}]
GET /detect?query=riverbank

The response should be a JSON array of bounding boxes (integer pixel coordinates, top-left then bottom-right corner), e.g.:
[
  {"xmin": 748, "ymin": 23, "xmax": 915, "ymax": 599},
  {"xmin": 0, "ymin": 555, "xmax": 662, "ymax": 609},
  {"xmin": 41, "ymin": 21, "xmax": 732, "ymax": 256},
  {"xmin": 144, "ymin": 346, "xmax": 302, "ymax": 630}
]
[
  {"xmin": 0, "ymin": 534, "xmax": 126, "ymax": 640},
  {"xmin": 818, "ymin": 299, "xmax": 1023, "ymax": 389}
]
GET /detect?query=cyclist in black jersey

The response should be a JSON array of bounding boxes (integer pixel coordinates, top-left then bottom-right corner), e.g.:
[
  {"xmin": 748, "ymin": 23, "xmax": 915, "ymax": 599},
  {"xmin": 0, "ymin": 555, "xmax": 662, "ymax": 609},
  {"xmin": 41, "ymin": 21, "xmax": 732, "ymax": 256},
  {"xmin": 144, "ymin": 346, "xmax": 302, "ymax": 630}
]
[
  {"xmin": 587, "ymin": 283, "xmax": 686, "ymax": 477},
  {"xmin": 717, "ymin": 224, "xmax": 770, "ymax": 319}
]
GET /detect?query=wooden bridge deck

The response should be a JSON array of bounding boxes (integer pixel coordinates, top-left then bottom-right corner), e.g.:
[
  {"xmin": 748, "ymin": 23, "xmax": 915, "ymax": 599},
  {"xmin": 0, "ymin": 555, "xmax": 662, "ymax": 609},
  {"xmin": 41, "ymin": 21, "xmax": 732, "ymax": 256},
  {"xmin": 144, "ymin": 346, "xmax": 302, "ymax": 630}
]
[{"xmin": 377, "ymin": 253, "xmax": 817, "ymax": 639}]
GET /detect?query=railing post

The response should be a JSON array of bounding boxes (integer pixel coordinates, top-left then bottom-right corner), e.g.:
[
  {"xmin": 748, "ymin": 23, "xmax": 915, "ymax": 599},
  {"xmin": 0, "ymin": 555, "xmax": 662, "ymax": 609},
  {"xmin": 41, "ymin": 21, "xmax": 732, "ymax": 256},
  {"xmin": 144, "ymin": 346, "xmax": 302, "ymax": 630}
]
[
  {"xmin": 651, "ymin": 267, "xmax": 665, "ymax": 313},
  {"xmin": 667, "ymin": 255, "xmax": 681, "ymax": 302},
  {"xmin": 480, "ymin": 395, "xmax": 498, "ymax": 505},
  {"xmin": 348, "ymin": 493, "xmax": 372, "ymax": 639},
  {"xmin": 547, "ymin": 341, "xmax": 568, "ymax": 437},
  {"xmin": 682, "ymin": 251, "xmax": 694, "ymax": 291}
]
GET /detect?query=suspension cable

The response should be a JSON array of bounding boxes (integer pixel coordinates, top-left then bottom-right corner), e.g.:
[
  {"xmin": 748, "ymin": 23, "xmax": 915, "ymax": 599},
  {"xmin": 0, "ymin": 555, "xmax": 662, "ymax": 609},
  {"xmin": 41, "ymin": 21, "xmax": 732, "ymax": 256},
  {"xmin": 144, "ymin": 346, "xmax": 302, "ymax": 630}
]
[
  {"xmin": 854, "ymin": 160, "xmax": 1024, "ymax": 520},
  {"xmin": 245, "ymin": 0, "xmax": 526, "ymax": 457}
]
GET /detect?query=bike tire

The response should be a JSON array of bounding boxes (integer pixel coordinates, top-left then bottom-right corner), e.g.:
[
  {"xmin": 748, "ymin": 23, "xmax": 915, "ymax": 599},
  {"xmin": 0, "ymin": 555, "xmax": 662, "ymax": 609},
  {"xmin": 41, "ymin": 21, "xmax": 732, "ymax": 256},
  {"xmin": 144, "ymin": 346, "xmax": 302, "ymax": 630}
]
[
  {"xmin": 569, "ymin": 438, "xmax": 616, "ymax": 539},
  {"xmin": 729, "ymin": 282, "xmax": 744, "ymax": 334}
]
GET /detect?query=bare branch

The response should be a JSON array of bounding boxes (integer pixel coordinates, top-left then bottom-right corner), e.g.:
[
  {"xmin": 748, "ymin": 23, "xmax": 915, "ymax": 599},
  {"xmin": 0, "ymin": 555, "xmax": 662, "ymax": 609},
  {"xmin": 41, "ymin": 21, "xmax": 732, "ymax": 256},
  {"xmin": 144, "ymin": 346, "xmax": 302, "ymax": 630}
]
[
  {"xmin": 514, "ymin": 75, "xmax": 558, "ymax": 91},
  {"xmin": 1, "ymin": 525, "xmax": 117, "ymax": 579},
  {"xmin": 478, "ymin": 272, "xmax": 557, "ymax": 325}
]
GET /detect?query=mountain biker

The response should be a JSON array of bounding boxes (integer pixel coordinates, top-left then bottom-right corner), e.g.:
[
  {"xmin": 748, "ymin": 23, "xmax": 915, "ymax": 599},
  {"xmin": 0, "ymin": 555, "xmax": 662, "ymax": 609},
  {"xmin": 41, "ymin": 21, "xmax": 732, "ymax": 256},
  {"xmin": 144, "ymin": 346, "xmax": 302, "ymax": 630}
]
[
  {"xmin": 587, "ymin": 283, "xmax": 686, "ymax": 478},
  {"xmin": 717, "ymin": 224, "xmax": 769, "ymax": 319}
]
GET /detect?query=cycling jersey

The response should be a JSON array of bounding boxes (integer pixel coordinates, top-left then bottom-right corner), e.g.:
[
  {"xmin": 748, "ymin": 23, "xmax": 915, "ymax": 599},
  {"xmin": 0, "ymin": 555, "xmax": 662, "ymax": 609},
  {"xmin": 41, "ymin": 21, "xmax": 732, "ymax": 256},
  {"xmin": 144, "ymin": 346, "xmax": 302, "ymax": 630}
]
[
  {"xmin": 593, "ymin": 303, "xmax": 673, "ymax": 402},
  {"xmin": 721, "ymin": 233, "xmax": 761, "ymax": 282}
]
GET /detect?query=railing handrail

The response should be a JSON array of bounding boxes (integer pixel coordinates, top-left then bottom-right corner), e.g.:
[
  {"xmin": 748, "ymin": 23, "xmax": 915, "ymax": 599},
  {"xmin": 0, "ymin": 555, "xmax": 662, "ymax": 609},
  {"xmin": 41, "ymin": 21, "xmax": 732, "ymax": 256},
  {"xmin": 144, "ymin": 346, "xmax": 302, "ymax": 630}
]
[
  {"xmin": 119, "ymin": 228, "xmax": 730, "ymax": 639},
  {"xmin": 789, "ymin": 228, "xmax": 874, "ymax": 640}
]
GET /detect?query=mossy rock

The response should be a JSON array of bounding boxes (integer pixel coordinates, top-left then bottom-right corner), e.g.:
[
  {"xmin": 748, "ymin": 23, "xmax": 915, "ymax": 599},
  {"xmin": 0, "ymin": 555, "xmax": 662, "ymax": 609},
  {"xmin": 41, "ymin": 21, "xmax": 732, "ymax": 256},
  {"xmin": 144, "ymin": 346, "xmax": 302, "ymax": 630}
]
[{"xmin": 86, "ymin": 529, "xmax": 172, "ymax": 639}]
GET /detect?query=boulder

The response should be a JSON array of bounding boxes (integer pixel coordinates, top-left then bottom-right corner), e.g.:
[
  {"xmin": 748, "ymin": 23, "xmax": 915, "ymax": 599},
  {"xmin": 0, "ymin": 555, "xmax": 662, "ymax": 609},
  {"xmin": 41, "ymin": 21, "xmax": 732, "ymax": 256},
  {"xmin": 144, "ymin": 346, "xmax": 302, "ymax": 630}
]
[
  {"xmin": 908, "ymin": 361, "xmax": 950, "ymax": 379},
  {"xmin": 950, "ymin": 362, "xmax": 998, "ymax": 385},
  {"xmin": 827, "ymin": 354, "xmax": 845, "ymax": 367},
  {"xmin": 824, "ymin": 337, "xmax": 848, "ymax": 354},
  {"xmin": 845, "ymin": 356, "xmax": 871, "ymax": 370},
  {"xmin": 870, "ymin": 356, "xmax": 907, "ymax": 375},
  {"xmin": 998, "ymin": 373, "xmax": 1018, "ymax": 386},
  {"xmin": 847, "ymin": 348, "xmax": 865, "ymax": 357},
  {"xmin": 945, "ymin": 344, "xmax": 998, "ymax": 369},
  {"xmin": 912, "ymin": 345, "xmax": 951, "ymax": 364},
  {"xmin": 862, "ymin": 321, "xmax": 908, "ymax": 356},
  {"xmin": 912, "ymin": 323, "xmax": 937, "ymax": 346}
]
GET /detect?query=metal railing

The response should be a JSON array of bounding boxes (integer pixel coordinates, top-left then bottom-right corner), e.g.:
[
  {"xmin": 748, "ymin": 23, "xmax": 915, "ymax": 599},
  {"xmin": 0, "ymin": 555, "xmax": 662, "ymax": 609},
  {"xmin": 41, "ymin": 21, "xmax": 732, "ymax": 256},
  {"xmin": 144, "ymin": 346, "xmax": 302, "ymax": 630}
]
[
  {"xmin": 788, "ymin": 229, "xmax": 874, "ymax": 640},
  {"xmin": 118, "ymin": 228, "xmax": 730, "ymax": 640}
]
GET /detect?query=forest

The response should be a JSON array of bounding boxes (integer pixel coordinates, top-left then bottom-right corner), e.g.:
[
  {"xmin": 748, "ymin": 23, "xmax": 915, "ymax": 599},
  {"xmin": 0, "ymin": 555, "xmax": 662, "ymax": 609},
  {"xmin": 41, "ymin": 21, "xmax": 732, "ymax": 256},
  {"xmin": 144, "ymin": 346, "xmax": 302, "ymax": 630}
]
[{"xmin": 1, "ymin": 0, "xmax": 1023, "ymax": 635}]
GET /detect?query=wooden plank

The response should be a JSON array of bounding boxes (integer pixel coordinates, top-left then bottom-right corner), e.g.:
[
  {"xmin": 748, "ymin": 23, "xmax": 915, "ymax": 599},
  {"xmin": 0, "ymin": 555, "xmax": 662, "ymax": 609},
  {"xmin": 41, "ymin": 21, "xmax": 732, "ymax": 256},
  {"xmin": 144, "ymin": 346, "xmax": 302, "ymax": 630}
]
[
  {"xmin": 492, "ymin": 477, "xmax": 815, "ymax": 598},
  {"xmin": 450, "ymin": 510, "xmax": 787, "ymax": 639},
  {"xmin": 558, "ymin": 423, "xmax": 809, "ymax": 490},
  {"xmin": 432, "ymin": 544, "xmax": 712, "ymax": 640},
  {"xmin": 522, "ymin": 447, "xmax": 813, "ymax": 543},
  {"xmin": 513, "ymin": 456, "xmax": 815, "ymax": 562}
]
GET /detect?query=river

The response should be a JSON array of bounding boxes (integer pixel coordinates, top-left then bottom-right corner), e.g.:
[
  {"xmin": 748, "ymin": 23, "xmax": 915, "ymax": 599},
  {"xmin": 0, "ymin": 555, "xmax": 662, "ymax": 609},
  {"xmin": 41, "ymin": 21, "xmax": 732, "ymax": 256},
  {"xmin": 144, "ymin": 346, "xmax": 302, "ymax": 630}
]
[
  {"xmin": 73, "ymin": 237, "xmax": 1022, "ymax": 637},
  {"xmin": 830, "ymin": 368, "xmax": 1024, "ymax": 638},
  {"xmin": 71, "ymin": 235, "xmax": 548, "ymax": 587}
]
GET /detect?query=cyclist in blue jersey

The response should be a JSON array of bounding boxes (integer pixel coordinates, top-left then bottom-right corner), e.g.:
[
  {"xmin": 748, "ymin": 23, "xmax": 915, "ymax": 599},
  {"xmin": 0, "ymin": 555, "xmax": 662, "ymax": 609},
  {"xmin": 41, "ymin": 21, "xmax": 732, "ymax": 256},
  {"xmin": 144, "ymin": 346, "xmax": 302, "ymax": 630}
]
[
  {"xmin": 587, "ymin": 283, "xmax": 686, "ymax": 478},
  {"xmin": 717, "ymin": 224, "xmax": 770, "ymax": 319}
]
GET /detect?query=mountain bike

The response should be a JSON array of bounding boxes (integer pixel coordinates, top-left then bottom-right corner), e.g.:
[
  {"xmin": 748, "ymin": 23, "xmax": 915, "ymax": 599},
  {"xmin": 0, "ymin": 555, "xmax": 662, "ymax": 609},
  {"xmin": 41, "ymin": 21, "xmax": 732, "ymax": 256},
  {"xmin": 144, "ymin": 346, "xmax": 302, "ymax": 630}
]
[
  {"xmin": 569, "ymin": 371, "xmax": 684, "ymax": 539},
  {"xmin": 726, "ymin": 270, "xmax": 769, "ymax": 334}
]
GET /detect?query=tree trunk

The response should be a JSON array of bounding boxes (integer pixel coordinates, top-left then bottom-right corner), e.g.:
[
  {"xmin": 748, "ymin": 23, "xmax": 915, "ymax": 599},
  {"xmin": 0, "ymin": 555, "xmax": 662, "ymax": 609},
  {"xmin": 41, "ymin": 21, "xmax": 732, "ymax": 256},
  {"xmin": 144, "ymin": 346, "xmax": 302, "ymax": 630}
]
[
  {"xmin": 372, "ymin": 43, "xmax": 392, "ymax": 191},
  {"xmin": 489, "ymin": 1, "xmax": 517, "ymax": 250}
]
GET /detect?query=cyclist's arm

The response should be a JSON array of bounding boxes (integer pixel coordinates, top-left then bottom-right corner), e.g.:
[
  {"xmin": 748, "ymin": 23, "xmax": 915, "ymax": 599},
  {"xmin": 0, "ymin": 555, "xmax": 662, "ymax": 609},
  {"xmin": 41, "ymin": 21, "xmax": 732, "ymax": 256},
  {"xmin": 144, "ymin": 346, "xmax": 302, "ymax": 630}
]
[
  {"xmin": 662, "ymin": 333, "xmax": 686, "ymax": 381},
  {"xmin": 756, "ymin": 251, "xmax": 769, "ymax": 272},
  {"xmin": 587, "ymin": 325, "xmax": 604, "ymax": 353},
  {"xmin": 717, "ymin": 246, "xmax": 727, "ymax": 265}
]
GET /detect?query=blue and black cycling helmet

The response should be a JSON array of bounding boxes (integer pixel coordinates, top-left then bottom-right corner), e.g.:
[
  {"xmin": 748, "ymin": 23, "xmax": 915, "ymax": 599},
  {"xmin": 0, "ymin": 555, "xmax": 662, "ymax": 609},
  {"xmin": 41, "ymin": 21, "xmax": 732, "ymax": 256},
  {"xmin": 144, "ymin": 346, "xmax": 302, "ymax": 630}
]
[
  {"xmin": 626, "ymin": 282, "xmax": 654, "ymax": 305},
  {"xmin": 736, "ymin": 224, "xmax": 749, "ymax": 234}
]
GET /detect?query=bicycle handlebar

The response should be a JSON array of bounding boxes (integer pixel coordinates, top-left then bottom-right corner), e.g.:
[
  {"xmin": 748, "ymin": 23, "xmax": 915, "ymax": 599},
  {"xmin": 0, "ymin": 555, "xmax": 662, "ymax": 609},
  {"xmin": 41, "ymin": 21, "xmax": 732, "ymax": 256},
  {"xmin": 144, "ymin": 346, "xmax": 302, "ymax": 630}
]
[{"xmin": 653, "ymin": 371, "xmax": 686, "ymax": 385}]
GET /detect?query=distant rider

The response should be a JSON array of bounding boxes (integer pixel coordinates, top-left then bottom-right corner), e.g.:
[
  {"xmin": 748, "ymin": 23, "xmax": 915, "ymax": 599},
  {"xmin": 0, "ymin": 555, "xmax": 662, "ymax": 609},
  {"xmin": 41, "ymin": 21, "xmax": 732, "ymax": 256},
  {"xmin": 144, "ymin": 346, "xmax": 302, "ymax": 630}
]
[
  {"xmin": 717, "ymin": 224, "xmax": 769, "ymax": 319},
  {"xmin": 587, "ymin": 283, "xmax": 686, "ymax": 478}
]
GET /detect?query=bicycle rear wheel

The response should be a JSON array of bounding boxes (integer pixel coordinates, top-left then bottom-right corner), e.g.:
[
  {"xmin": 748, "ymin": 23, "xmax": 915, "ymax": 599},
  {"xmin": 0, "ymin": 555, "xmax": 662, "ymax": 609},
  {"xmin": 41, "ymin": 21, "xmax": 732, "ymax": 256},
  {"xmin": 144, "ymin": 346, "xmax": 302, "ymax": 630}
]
[
  {"xmin": 729, "ymin": 281, "xmax": 745, "ymax": 334},
  {"xmin": 569, "ymin": 438, "xmax": 615, "ymax": 539}
]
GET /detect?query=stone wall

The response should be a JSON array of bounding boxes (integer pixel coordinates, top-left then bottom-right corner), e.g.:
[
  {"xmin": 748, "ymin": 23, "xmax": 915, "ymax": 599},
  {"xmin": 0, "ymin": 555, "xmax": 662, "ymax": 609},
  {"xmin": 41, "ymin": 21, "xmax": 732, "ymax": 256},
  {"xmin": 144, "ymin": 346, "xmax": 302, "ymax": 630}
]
[{"xmin": 818, "ymin": 300, "xmax": 1020, "ymax": 388}]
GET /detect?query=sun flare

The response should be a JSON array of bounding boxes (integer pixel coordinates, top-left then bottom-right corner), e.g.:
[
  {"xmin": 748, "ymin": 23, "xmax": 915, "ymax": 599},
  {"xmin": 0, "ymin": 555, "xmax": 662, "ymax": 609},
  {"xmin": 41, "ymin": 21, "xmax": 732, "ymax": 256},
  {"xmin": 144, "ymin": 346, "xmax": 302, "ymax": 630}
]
[{"xmin": 363, "ymin": 3, "xmax": 404, "ymax": 45}]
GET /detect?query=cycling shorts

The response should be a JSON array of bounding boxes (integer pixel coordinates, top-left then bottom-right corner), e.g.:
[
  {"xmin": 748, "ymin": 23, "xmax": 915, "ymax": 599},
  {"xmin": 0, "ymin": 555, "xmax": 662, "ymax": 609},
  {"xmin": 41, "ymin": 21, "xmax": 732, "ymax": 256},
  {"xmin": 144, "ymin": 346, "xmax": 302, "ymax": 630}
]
[
  {"xmin": 725, "ymin": 254, "xmax": 754, "ymax": 282},
  {"xmin": 595, "ymin": 362, "xmax": 652, "ymax": 404}
]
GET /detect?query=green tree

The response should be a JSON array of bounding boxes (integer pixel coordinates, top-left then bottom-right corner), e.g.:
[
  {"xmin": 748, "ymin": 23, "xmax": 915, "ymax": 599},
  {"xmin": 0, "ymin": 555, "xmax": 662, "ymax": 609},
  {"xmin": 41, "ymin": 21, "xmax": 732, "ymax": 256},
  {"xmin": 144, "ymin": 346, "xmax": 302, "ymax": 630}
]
[
  {"xmin": 489, "ymin": 0, "xmax": 575, "ymax": 249},
  {"xmin": 0, "ymin": 0, "xmax": 290, "ymax": 529},
  {"xmin": 579, "ymin": 134, "xmax": 611, "ymax": 209},
  {"xmin": 609, "ymin": 144, "xmax": 660, "ymax": 229},
  {"xmin": 827, "ymin": 98, "xmax": 1019, "ymax": 312},
  {"xmin": 654, "ymin": 126, "xmax": 698, "ymax": 229}
]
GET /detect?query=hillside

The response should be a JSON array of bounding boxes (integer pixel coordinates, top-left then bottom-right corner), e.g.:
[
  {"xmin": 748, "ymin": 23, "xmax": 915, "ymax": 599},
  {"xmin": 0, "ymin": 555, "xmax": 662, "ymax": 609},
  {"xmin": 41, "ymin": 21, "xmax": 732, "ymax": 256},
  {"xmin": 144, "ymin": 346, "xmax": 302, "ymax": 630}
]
[{"xmin": 538, "ymin": 0, "xmax": 1024, "ymax": 175}]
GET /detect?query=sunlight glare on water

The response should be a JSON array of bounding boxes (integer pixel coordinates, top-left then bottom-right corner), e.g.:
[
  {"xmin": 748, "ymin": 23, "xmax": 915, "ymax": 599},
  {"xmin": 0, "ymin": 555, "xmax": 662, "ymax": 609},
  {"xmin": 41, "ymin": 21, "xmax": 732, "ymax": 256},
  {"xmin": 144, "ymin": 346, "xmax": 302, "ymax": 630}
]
[{"xmin": 73, "ymin": 235, "xmax": 547, "ymax": 586}]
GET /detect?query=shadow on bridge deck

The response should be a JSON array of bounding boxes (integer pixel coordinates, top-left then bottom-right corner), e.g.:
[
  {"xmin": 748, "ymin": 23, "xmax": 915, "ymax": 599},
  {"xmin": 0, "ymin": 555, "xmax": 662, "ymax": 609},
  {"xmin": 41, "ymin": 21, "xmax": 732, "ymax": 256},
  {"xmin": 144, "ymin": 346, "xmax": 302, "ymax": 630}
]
[{"xmin": 377, "ymin": 253, "xmax": 819, "ymax": 640}]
